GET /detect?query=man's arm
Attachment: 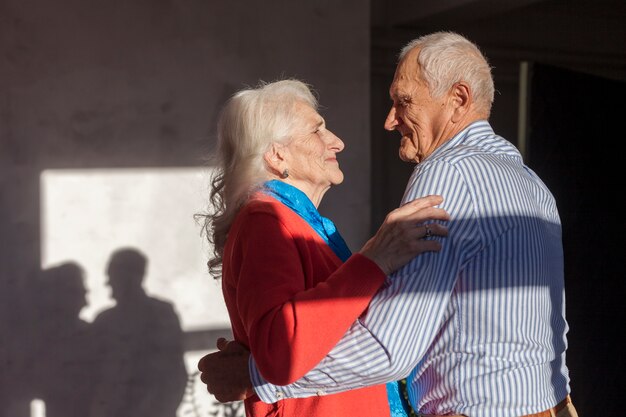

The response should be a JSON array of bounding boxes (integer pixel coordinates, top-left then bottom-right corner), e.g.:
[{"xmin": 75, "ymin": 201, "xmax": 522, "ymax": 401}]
[
  {"xmin": 197, "ymin": 162, "xmax": 478, "ymax": 403},
  {"xmin": 251, "ymin": 161, "xmax": 481, "ymax": 403}
]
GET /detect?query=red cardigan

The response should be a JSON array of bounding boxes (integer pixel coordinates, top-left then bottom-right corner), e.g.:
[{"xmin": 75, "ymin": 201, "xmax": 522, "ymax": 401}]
[{"xmin": 221, "ymin": 194, "xmax": 391, "ymax": 417}]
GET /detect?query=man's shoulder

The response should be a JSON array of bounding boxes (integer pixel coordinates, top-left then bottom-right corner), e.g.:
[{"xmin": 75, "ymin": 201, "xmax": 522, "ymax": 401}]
[
  {"xmin": 144, "ymin": 294, "xmax": 175, "ymax": 308},
  {"xmin": 416, "ymin": 146, "xmax": 479, "ymax": 175},
  {"xmin": 431, "ymin": 136, "xmax": 521, "ymax": 169}
]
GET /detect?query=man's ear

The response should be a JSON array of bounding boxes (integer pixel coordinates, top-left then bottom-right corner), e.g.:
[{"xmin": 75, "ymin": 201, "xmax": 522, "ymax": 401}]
[
  {"xmin": 450, "ymin": 82, "xmax": 472, "ymax": 123},
  {"xmin": 263, "ymin": 143, "xmax": 288, "ymax": 176}
]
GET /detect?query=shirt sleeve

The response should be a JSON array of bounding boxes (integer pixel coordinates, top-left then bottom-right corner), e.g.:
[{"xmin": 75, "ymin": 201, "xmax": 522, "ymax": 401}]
[
  {"xmin": 251, "ymin": 161, "xmax": 483, "ymax": 402},
  {"xmin": 232, "ymin": 207, "xmax": 387, "ymax": 386}
]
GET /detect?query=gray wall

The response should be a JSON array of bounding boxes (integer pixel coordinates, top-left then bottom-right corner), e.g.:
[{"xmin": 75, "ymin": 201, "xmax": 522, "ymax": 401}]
[{"xmin": 0, "ymin": 1, "xmax": 370, "ymax": 415}]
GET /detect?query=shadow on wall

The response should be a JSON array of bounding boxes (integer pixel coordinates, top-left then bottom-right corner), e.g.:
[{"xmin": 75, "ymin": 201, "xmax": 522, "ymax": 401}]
[
  {"xmin": 88, "ymin": 247, "xmax": 188, "ymax": 417},
  {"xmin": 9, "ymin": 248, "xmax": 189, "ymax": 417}
]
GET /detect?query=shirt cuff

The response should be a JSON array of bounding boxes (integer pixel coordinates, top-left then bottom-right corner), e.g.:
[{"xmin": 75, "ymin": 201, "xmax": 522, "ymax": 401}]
[{"xmin": 249, "ymin": 356, "xmax": 320, "ymax": 403}]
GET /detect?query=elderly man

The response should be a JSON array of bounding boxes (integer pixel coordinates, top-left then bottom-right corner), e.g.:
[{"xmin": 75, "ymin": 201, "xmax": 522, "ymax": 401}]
[{"xmin": 199, "ymin": 31, "xmax": 577, "ymax": 417}]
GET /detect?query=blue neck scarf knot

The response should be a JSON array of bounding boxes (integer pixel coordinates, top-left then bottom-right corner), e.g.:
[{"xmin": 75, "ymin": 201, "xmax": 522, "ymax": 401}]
[{"xmin": 262, "ymin": 180, "xmax": 352, "ymax": 262}]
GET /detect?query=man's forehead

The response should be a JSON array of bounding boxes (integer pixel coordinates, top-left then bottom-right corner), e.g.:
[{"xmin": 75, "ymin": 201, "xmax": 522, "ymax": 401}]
[
  {"xmin": 389, "ymin": 75, "xmax": 419, "ymax": 98},
  {"xmin": 390, "ymin": 52, "xmax": 421, "ymax": 94}
]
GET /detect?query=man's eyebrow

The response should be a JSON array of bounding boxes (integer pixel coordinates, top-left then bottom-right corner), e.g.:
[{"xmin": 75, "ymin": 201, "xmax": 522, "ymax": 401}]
[
  {"xmin": 389, "ymin": 89, "xmax": 405, "ymax": 101},
  {"xmin": 389, "ymin": 84, "xmax": 406, "ymax": 99}
]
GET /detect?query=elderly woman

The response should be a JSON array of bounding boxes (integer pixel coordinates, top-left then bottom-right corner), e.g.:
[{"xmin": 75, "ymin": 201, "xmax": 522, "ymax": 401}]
[{"xmin": 198, "ymin": 79, "xmax": 449, "ymax": 417}]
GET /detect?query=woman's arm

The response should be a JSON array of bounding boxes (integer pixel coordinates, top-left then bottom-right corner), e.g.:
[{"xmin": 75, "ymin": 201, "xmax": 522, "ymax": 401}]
[{"xmin": 232, "ymin": 207, "xmax": 387, "ymax": 385}]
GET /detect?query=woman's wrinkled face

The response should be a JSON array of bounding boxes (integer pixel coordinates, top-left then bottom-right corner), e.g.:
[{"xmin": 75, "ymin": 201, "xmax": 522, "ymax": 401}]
[{"xmin": 284, "ymin": 101, "xmax": 345, "ymax": 202}]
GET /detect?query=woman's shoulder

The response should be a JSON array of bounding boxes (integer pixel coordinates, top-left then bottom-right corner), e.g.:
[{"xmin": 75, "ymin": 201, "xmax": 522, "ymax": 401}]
[
  {"xmin": 241, "ymin": 193, "xmax": 284, "ymax": 213},
  {"xmin": 236, "ymin": 193, "xmax": 297, "ymax": 224},
  {"xmin": 228, "ymin": 194, "xmax": 309, "ymax": 245}
]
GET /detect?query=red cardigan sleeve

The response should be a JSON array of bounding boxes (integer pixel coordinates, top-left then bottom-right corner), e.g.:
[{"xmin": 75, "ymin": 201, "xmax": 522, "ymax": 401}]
[{"xmin": 228, "ymin": 206, "xmax": 386, "ymax": 386}]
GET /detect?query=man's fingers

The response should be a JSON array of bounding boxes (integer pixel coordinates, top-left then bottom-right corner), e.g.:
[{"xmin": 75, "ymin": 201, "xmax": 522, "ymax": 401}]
[
  {"xmin": 216, "ymin": 337, "xmax": 229, "ymax": 351},
  {"xmin": 204, "ymin": 381, "xmax": 248, "ymax": 403},
  {"xmin": 213, "ymin": 392, "xmax": 247, "ymax": 403},
  {"xmin": 221, "ymin": 339, "xmax": 249, "ymax": 355},
  {"xmin": 197, "ymin": 354, "xmax": 208, "ymax": 371},
  {"xmin": 196, "ymin": 340, "xmax": 252, "ymax": 404}
]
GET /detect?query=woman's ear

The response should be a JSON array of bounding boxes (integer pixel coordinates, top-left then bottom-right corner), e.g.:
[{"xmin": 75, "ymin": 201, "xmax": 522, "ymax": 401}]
[
  {"xmin": 263, "ymin": 143, "xmax": 288, "ymax": 176},
  {"xmin": 450, "ymin": 81, "xmax": 472, "ymax": 123}
]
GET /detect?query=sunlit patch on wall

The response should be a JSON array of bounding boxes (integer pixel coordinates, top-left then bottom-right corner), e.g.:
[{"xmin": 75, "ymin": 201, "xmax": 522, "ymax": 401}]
[{"xmin": 39, "ymin": 167, "xmax": 230, "ymax": 330}]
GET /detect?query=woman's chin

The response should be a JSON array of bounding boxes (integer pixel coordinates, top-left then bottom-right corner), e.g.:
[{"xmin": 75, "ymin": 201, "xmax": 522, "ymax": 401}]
[{"xmin": 332, "ymin": 172, "xmax": 345, "ymax": 185}]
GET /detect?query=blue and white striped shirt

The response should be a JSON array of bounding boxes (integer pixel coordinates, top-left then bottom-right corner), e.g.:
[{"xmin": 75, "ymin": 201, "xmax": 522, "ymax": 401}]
[{"xmin": 250, "ymin": 121, "xmax": 571, "ymax": 417}]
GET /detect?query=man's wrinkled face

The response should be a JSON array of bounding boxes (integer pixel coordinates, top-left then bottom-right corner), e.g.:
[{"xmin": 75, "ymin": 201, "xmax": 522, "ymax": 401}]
[{"xmin": 384, "ymin": 48, "xmax": 451, "ymax": 163}]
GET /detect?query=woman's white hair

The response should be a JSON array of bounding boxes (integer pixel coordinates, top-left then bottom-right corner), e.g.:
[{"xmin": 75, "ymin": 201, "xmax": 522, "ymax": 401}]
[
  {"xmin": 199, "ymin": 79, "xmax": 317, "ymax": 277},
  {"xmin": 400, "ymin": 31, "xmax": 495, "ymax": 116}
]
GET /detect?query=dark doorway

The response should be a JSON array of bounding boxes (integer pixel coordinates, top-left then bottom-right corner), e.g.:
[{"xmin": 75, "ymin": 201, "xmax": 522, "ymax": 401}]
[{"xmin": 526, "ymin": 63, "xmax": 625, "ymax": 416}]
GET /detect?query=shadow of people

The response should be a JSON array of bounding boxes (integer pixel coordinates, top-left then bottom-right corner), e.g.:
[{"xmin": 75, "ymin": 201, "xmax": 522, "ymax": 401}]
[
  {"xmin": 31, "ymin": 262, "xmax": 95, "ymax": 417},
  {"xmin": 89, "ymin": 247, "xmax": 187, "ymax": 417}
]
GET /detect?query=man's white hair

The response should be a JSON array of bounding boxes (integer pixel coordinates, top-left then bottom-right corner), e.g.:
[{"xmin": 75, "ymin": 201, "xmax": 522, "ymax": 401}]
[{"xmin": 400, "ymin": 31, "xmax": 495, "ymax": 116}]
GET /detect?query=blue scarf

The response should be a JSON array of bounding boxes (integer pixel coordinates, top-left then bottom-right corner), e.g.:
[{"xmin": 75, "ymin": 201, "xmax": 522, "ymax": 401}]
[
  {"xmin": 262, "ymin": 180, "xmax": 351, "ymax": 262},
  {"xmin": 262, "ymin": 179, "xmax": 412, "ymax": 417}
]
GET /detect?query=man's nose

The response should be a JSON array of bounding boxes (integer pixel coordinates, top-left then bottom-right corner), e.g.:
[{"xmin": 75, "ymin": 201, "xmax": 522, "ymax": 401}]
[{"xmin": 384, "ymin": 107, "xmax": 399, "ymax": 131}]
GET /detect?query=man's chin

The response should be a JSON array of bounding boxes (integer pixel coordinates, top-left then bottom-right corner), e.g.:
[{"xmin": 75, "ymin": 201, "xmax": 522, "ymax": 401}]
[{"xmin": 398, "ymin": 148, "xmax": 419, "ymax": 163}]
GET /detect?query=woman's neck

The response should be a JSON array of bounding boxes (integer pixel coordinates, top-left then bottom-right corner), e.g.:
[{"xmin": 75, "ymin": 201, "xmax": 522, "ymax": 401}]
[{"xmin": 265, "ymin": 177, "xmax": 328, "ymax": 208}]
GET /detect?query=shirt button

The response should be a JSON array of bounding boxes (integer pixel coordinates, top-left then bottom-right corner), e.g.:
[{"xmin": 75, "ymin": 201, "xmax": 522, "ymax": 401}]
[
  {"xmin": 316, "ymin": 390, "xmax": 326, "ymax": 396},
  {"xmin": 275, "ymin": 391, "xmax": 284, "ymax": 399}
]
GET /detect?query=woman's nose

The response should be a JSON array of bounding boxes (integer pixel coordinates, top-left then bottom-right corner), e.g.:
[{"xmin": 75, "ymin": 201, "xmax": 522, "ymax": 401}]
[{"xmin": 328, "ymin": 130, "xmax": 345, "ymax": 152}]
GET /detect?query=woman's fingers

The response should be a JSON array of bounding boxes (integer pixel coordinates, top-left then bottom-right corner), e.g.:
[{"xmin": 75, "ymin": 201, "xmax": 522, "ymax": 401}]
[
  {"xmin": 410, "ymin": 207, "xmax": 450, "ymax": 223},
  {"xmin": 419, "ymin": 222, "xmax": 448, "ymax": 238},
  {"xmin": 389, "ymin": 195, "xmax": 449, "ymax": 223},
  {"xmin": 359, "ymin": 194, "xmax": 450, "ymax": 275},
  {"xmin": 396, "ymin": 221, "xmax": 447, "ymax": 242},
  {"xmin": 396, "ymin": 195, "xmax": 444, "ymax": 213},
  {"xmin": 392, "ymin": 195, "xmax": 450, "ymax": 240},
  {"xmin": 409, "ymin": 238, "xmax": 443, "ymax": 253}
]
